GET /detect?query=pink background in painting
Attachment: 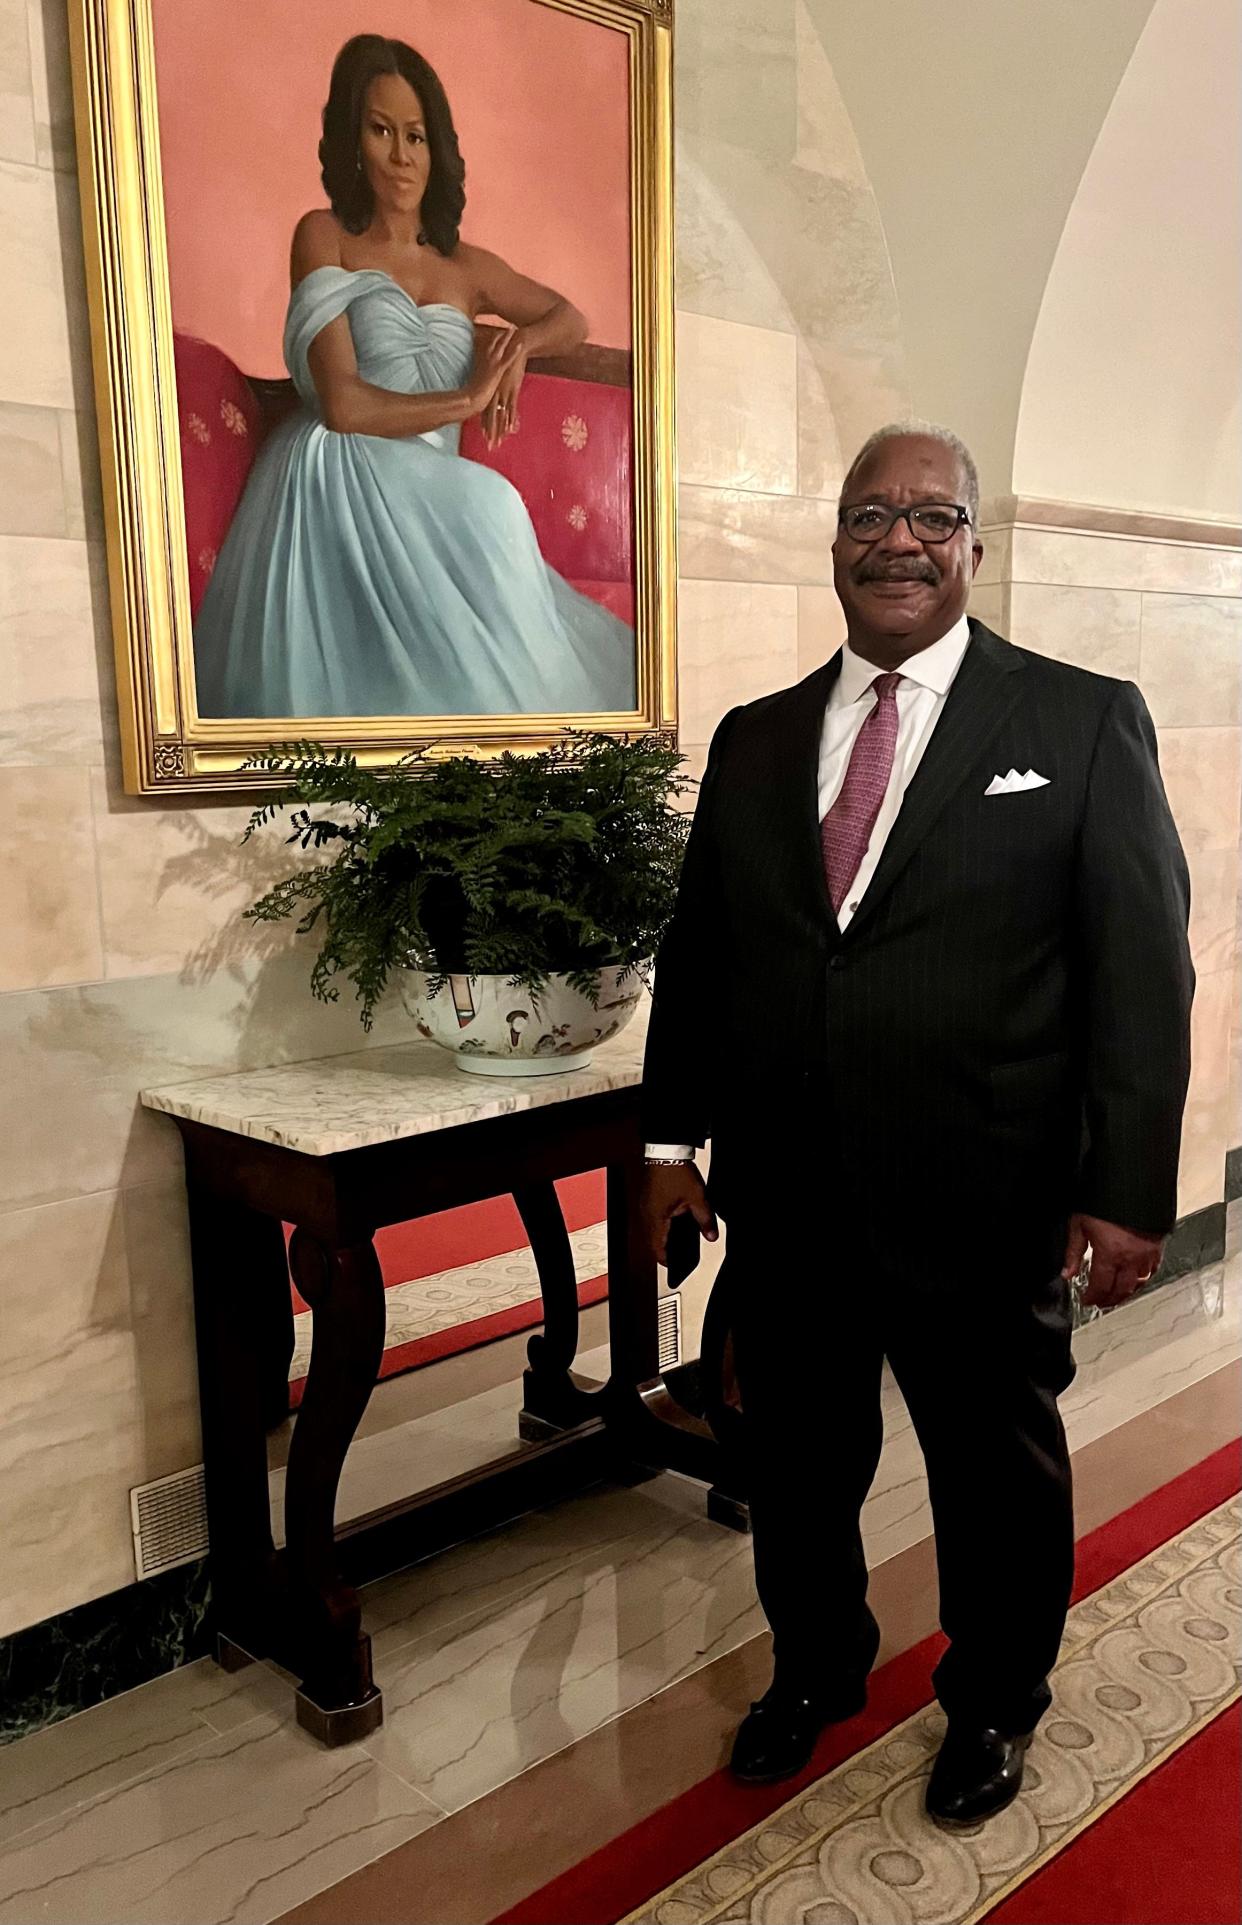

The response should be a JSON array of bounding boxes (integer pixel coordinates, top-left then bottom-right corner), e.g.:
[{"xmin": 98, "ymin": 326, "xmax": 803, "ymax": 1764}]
[{"xmin": 151, "ymin": 0, "xmax": 632, "ymax": 376}]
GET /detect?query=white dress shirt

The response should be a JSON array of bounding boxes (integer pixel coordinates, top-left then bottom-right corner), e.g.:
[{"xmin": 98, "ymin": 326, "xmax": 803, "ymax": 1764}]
[{"xmin": 645, "ymin": 615, "xmax": 973, "ymax": 1162}]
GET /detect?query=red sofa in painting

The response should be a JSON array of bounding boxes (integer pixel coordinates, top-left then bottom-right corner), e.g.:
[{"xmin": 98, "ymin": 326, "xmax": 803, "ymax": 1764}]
[{"xmin": 172, "ymin": 331, "xmax": 634, "ymax": 625}]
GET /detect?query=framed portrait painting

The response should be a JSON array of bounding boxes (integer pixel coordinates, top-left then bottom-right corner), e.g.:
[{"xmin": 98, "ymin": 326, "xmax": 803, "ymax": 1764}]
[{"xmin": 69, "ymin": 0, "xmax": 676, "ymax": 793}]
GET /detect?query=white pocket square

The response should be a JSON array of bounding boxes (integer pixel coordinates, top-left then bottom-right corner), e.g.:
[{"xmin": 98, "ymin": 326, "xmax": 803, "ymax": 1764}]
[{"xmin": 985, "ymin": 768, "xmax": 1051, "ymax": 796}]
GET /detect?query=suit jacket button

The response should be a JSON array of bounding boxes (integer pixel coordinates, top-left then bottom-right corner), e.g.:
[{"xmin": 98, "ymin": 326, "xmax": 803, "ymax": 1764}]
[{"xmin": 829, "ymin": 954, "xmax": 847, "ymax": 972}]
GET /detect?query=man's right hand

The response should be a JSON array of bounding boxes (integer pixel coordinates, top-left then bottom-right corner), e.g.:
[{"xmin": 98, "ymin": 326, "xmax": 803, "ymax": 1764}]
[{"xmin": 641, "ymin": 1162, "xmax": 719, "ymax": 1267}]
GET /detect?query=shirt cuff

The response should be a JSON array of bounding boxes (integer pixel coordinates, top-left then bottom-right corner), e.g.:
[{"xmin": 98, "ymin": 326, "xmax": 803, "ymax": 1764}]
[{"xmin": 644, "ymin": 1143, "xmax": 696, "ymax": 1162}]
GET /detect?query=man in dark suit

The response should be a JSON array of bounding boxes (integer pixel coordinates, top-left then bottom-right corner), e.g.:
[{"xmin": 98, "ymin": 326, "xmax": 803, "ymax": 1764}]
[{"xmin": 640, "ymin": 424, "xmax": 1193, "ymax": 1825}]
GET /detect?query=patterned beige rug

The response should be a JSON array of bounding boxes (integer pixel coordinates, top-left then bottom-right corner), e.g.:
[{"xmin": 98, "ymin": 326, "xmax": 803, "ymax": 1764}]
[{"xmin": 624, "ymin": 1496, "xmax": 1241, "ymax": 1925}]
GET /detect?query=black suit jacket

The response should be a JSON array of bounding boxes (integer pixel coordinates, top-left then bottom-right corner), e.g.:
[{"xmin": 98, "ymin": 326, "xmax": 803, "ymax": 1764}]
[{"xmin": 642, "ymin": 623, "xmax": 1194, "ymax": 1289}]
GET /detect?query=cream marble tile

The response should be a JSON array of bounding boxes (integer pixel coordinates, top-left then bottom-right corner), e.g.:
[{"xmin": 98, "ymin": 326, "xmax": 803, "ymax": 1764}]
[
  {"xmin": 1157, "ymin": 726, "xmax": 1242, "ymax": 855},
  {"xmin": 0, "ymin": 765, "xmax": 102, "ymax": 991},
  {"xmin": 675, "ymin": 0, "xmax": 795, "ymax": 162},
  {"xmin": 0, "ymin": 158, "xmax": 76, "ymax": 408},
  {"xmin": 1011, "ymin": 525, "xmax": 1242, "ymax": 598},
  {"xmin": 362, "ymin": 1473, "xmax": 765, "ymax": 1813},
  {"xmin": 121, "ymin": 1179, "xmax": 202, "ymax": 1476},
  {"xmin": 672, "ymin": 128, "xmax": 908, "ymax": 452},
  {"xmin": 1139, "ymin": 593, "xmax": 1242, "ymax": 730},
  {"xmin": 673, "ymin": 739, "xmax": 709, "ymax": 794},
  {"xmin": 0, "ymin": 1190, "xmax": 151, "ymax": 1636},
  {"xmin": 89, "ymin": 768, "xmax": 303, "ymax": 981},
  {"xmin": 677, "ymin": 578, "xmax": 798, "ymax": 743},
  {"xmin": 973, "ymin": 524, "xmax": 1012, "ymax": 589},
  {"xmin": 1178, "ymin": 969, "xmax": 1234, "ymax": 1214},
  {"xmin": 26, "ymin": 0, "xmax": 73, "ymax": 171},
  {"xmin": 673, "ymin": 131, "xmax": 795, "ymax": 338},
  {"xmin": 1006, "ymin": 582, "xmax": 1142, "ymax": 679},
  {"xmin": 0, "ymin": 1716, "xmax": 441, "ymax": 1925},
  {"xmin": 0, "ymin": 1671, "xmax": 214, "ymax": 1849},
  {"xmin": 1189, "ymin": 969, "xmax": 1234, "ymax": 1109},
  {"xmin": 0, "ymin": 0, "xmax": 35, "ymax": 165},
  {"xmin": 797, "ymin": 581, "xmax": 846, "ymax": 676},
  {"xmin": 1187, "ymin": 846, "xmax": 1238, "ymax": 977},
  {"xmin": 966, "ymin": 583, "xmax": 1005, "ymax": 634},
  {"xmin": 1064, "ymin": 1264, "xmax": 1239, "ymax": 1448},
  {"xmin": 676, "ymin": 309, "xmax": 797, "ymax": 495},
  {"xmin": 58, "ymin": 407, "xmax": 104, "ymax": 541},
  {"xmin": 0, "ymin": 532, "xmax": 108, "ymax": 764},
  {"xmin": 0, "ymin": 953, "xmax": 417, "ymax": 1214},
  {"xmin": 363, "ymin": 1472, "xmax": 725, "ymax": 1667},
  {"xmin": 678, "ymin": 482, "xmax": 836, "ymax": 585},
  {"xmin": 0, "ymin": 400, "xmax": 64, "ymax": 534},
  {"xmin": 796, "ymin": 337, "xmax": 843, "ymax": 502}
]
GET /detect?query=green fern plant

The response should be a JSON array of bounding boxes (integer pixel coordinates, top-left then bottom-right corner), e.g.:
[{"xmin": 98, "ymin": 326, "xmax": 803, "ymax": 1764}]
[{"xmin": 243, "ymin": 733, "xmax": 693, "ymax": 1030}]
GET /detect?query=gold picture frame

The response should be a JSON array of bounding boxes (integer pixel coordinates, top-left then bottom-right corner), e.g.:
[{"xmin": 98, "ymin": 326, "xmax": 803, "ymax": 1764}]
[{"xmin": 69, "ymin": 0, "xmax": 676, "ymax": 794}]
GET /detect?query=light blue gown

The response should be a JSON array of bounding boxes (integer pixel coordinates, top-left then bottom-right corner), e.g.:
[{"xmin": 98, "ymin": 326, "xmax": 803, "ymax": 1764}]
[{"xmin": 192, "ymin": 267, "xmax": 637, "ymax": 718}]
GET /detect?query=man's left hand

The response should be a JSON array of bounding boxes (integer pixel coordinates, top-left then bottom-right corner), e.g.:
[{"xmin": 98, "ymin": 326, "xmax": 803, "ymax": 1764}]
[{"xmin": 1062, "ymin": 1212, "xmax": 1164, "ymax": 1307}]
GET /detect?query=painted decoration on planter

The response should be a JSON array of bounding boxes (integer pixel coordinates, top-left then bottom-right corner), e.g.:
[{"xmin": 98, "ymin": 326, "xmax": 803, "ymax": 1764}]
[{"xmin": 401, "ymin": 964, "xmax": 649, "ymax": 1076}]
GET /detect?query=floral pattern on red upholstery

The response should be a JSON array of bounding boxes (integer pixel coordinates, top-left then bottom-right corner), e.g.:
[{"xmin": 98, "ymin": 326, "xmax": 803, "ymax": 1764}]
[
  {"xmin": 461, "ymin": 371, "xmax": 633, "ymax": 618},
  {"xmin": 173, "ymin": 333, "xmax": 264, "ymax": 618}
]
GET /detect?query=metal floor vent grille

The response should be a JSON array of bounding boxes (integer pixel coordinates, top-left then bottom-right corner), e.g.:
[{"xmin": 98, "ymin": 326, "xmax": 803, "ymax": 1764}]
[
  {"xmin": 131, "ymin": 1464, "xmax": 208, "ymax": 1580},
  {"xmin": 657, "ymin": 1291, "xmax": 681, "ymax": 1374}
]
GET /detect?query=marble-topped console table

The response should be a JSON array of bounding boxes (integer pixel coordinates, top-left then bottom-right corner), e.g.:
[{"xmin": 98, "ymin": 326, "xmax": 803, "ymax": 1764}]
[{"xmin": 142, "ymin": 1015, "xmax": 740, "ymax": 1746}]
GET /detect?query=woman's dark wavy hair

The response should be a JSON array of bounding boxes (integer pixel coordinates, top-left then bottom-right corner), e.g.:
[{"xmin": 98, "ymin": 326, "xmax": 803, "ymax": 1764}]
[{"xmin": 319, "ymin": 35, "xmax": 466, "ymax": 252}]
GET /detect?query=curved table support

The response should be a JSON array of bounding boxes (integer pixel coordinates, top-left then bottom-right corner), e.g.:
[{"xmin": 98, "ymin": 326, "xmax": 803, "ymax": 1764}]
[
  {"xmin": 513, "ymin": 1181, "xmax": 607, "ymax": 1436},
  {"xmin": 282, "ymin": 1229, "xmax": 387, "ymax": 1742}
]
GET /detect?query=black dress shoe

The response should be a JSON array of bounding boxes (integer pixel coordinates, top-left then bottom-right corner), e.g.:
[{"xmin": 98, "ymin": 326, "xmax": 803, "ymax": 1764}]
[
  {"xmin": 925, "ymin": 1724, "xmax": 1032, "ymax": 1827},
  {"xmin": 730, "ymin": 1678, "xmax": 868, "ymax": 1785}
]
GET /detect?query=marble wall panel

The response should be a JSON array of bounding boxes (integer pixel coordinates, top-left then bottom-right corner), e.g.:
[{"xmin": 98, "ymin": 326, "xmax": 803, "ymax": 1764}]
[
  {"xmin": 0, "ymin": 0, "xmax": 34, "ymax": 166},
  {"xmin": 1010, "ymin": 525, "xmax": 1242, "ymax": 598},
  {"xmin": 0, "ymin": 158, "xmax": 75, "ymax": 408},
  {"xmin": 0, "ymin": 765, "xmax": 102, "ymax": 991},
  {"xmin": 1006, "ymin": 582, "xmax": 1143, "ymax": 679},
  {"xmin": 677, "ymin": 579, "xmax": 799, "ymax": 745},
  {"xmin": 0, "ymin": 535, "xmax": 108, "ymax": 765},
  {"xmin": 1157, "ymin": 726, "xmax": 1242, "ymax": 857},
  {"xmin": 1138, "ymin": 593, "xmax": 1242, "ymax": 730},
  {"xmin": 88, "ymin": 770, "xmax": 314, "ymax": 982},
  {"xmin": 966, "ymin": 582, "xmax": 1006, "ymax": 633},
  {"xmin": 796, "ymin": 338, "xmax": 844, "ymax": 503},
  {"xmin": 796, "ymin": 582, "xmax": 846, "ymax": 677},
  {"xmin": 0, "ymin": 1191, "xmax": 143, "ymax": 1635},
  {"xmin": 0, "ymin": 401, "xmax": 65, "ymax": 536},
  {"xmin": 676, "ymin": 310, "xmax": 798, "ymax": 495},
  {"xmin": 26, "ymin": 0, "xmax": 73, "ymax": 173},
  {"xmin": 0, "ymin": 957, "xmax": 412, "ymax": 1217},
  {"xmin": 1188, "ymin": 847, "xmax": 1238, "ymax": 979},
  {"xmin": 678, "ymin": 483, "xmax": 837, "ymax": 586}
]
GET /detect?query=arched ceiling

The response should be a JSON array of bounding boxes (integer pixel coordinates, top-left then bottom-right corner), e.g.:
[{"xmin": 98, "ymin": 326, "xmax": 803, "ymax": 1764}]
[
  {"xmin": 1015, "ymin": 0, "xmax": 1242, "ymax": 520},
  {"xmin": 801, "ymin": 0, "xmax": 1156, "ymax": 498}
]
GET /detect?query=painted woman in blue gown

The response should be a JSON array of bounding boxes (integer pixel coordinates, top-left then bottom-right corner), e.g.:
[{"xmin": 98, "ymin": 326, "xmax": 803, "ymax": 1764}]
[{"xmin": 192, "ymin": 34, "xmax": 636, "ymax": 720}]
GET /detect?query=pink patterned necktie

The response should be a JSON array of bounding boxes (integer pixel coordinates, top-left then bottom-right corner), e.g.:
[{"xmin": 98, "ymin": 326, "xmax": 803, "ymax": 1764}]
[{"xmin": 821, "ymin": 671, "xmax": 902, "ymax": 912}]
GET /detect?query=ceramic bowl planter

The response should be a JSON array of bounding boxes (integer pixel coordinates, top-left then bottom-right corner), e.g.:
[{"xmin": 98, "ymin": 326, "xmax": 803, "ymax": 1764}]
[{"xmin": 401, "ymin": 962, "xmax": 650, "ymax": 1075}]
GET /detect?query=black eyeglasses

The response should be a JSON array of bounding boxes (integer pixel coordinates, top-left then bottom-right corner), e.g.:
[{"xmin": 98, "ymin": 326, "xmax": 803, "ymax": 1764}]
[{"xmin": 838, "ymin": 502, "xmax": 971, "ymax": 544}]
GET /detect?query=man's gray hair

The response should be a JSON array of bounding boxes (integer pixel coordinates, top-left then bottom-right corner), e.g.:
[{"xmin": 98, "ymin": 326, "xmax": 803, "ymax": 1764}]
[{"xmin": 839, "ymin": 421, "xmax": 980, "ymax": 526}]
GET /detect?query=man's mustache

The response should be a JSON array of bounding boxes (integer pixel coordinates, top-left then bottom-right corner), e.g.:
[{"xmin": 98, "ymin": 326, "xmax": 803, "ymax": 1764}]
[{"xmin": 855, "ymin": 561, "xmax": 940, "ymax": 584}]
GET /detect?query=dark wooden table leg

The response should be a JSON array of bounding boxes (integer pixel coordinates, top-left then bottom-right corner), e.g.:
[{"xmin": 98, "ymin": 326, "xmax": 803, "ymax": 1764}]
[
  {"xmin": 513, "ymin": 1181, "xmax": 606, "ymax": 1439},
  {"xmin": 185, "ymin": 1175, "xmax": 287, "ymax": 1670},
  {"xmin": 283, "ymin": 1228, "xmax": 387, "ymax": 1744},
  {"xmin": 601, "ymin": 1151, "xmax": 749, "ymax": 1530}
]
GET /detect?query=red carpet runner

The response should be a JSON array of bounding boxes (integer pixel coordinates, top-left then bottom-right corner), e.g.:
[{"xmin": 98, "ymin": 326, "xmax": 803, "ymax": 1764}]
[{"xmin": 495, "ymin": 1442, "xmax": 1241, "ymax": 1925}]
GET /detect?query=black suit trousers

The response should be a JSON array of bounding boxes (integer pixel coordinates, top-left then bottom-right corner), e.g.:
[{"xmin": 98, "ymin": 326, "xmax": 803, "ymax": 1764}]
[{"xmin": 724, "ymin": 1216, "xmax": 1076, "ymax": 1736}]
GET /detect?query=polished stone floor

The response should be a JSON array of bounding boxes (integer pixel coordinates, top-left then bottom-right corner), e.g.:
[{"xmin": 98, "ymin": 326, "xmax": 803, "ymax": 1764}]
[{"xmin": 0, "ymin": 1211, "xmax": 1236, "ymax": 1925}]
